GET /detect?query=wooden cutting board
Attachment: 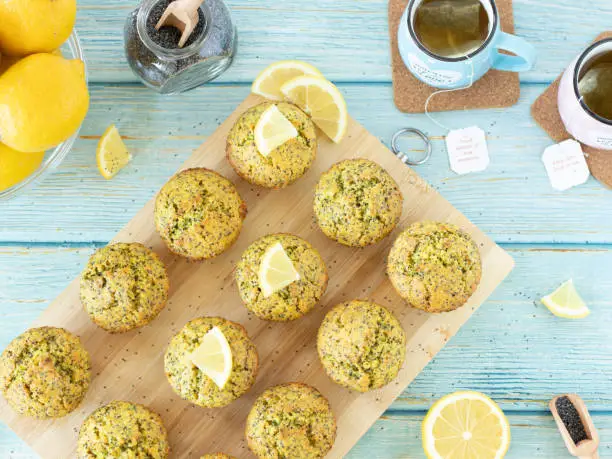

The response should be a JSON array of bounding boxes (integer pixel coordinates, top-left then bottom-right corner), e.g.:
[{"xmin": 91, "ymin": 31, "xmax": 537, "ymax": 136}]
[{"xmin": 0, "ymin": 94, "xmax": 514, "ymax": 459}]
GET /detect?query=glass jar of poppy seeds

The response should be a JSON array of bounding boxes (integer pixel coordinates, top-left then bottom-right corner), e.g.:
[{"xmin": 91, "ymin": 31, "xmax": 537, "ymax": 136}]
[{"xmin": 124, "ymin": 0, "xmax": 236, "ymax": 94}]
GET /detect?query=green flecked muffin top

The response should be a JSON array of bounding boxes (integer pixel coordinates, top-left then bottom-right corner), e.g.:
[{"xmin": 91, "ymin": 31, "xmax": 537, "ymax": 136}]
[
  {"xmin": 0, "ymin": 327, "xmax": 90, "ymax": 419},
  {"xmin": 235, "ymin": 234, "xmax": 328, "ymax": 322},
  {"xmin": 246, "ymin": 383, "xmax": 336, "ymax": 459},
  {"xmin": 201, "ymin": 455, "xmax": 236, "ymax": 459},
  {"xmin": 154, "ymin": 168, "xmax": 247, "ymax": 260},
  {"xmin": 77, "ymin": 401, "xmax": 169, "ymax": 459},
  {"xmin": 313, "ymin": 158, "xmax": 403, "ymax": 247},
  {"xmin": 165, "ymin": 317, "xmax": 259, "ymax": 408},
  {"xmin": 317, "ymin": 300, "xmax": 406, "ymax": 392},
  {"xmin": 80, "ymin": 242, "xmax": 170, "ymax": 333},
  {"xmin": 226, "ymin": 102, "xmax": 317, "ymax": 189},
  {"xmin": 387, "ymin": 221, "xmax": 482, "ymax": 313}
]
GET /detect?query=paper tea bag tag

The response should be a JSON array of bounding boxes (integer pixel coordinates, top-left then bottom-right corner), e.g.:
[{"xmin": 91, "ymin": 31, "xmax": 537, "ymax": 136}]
[
  {"xmin": 542, "ymin": 139, "xmax": 590, "ymax": 191},
  {"xmin": 445, "ymin": 126, "xmax": 489, "ymax": 175}
]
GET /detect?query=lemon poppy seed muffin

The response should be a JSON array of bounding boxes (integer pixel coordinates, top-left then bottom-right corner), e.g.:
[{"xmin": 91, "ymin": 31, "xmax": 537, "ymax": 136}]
[
  {"xmin": 317, "ymin": 300, "xmax": 406, "ymax": 392},
  {"xmin": 313, "ymin": 158, "xmax": 403, "ymax": 247},
  {"xmin": 155, "ymin": 168, "xmax": 247, "ymax": 260},
  {"xmin": 201, "ymin": 455, "xmax": 236, "ymax": 459},
  {"xmin": 246, "ymin": 383, "xmax": 336, "ymax": 459},
  {"xmin": 227, "ymin": 102, "xmax": 317, "ymax": 189},
  {"xmin": 165, "ymin": 317, "xmax": 259, "ymax": 408},
  {"xmin": 77, "ymin": 401, "xmax": 169, "ymax": 459},
  {"xmin": 0, "ymin": 327, "xmax": 90, "ymax": 419},
  {"xmin": 80, "ymin": 242, "xmax": 170, "ymax": 333},
  {"xmin": 235, "ymin": 234, "xmax": 328, "ymax": 321},
  {"xmin": 387, "ymin": 221, "xmax": 482, "ymax": 313}
]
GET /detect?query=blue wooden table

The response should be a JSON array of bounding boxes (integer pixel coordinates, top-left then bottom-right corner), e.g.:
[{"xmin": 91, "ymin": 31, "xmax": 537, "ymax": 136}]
[{"xmin": 2, "ymin": 0, "xmax": 612, "ymax": 457}]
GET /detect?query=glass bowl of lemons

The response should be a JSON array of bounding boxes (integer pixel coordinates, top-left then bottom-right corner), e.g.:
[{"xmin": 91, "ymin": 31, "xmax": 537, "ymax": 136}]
[{"xmin": 0, "ymin": 30, "xmax": 87, "ymax": 201}]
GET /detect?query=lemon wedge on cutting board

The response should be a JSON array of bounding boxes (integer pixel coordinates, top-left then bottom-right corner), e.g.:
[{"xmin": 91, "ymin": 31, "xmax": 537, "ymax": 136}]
[
  {"xmin": 190, "ymin": 327, "xmax": 233, "ymax": 390},
  {"xmin": 422, "ymin": 391, "xmax": 511, "ymax": 459},
  {"xmin": 259, "ymin": 242, "xmax": 300, "ymax": 298},
  {"xmin": 252, "ymin": 60, "xmax": 323, "ymax": 101},
  {"xmin": 97, "ymin": 125, "xmax": 132, "ymax": 179},
  {"xmin": 541, "ymin": 279, "xmax": 590, "ymax": 319},
  {"xmin": 254, "ymin": 105, "xmax": 298, "ymax": 156},
  {"xmin": 281, "ymin": 75, "xmax": 348, "ymax": 143}
]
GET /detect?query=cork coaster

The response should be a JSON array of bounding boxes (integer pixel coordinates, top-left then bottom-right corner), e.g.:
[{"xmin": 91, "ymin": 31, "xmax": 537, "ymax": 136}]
[
  {"xmin": 388, "ymin": 0, "xmax": 520, "ymax": 113},
  {"xmin": 531, "ymin": 32, "xmax": 612, "ymax": 189}
]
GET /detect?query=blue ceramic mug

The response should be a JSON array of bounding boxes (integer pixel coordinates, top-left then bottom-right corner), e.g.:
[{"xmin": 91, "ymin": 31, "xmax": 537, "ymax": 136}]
[{"xmin": 398, "ymin": 0, "xmax": 537, "ymax": 89}]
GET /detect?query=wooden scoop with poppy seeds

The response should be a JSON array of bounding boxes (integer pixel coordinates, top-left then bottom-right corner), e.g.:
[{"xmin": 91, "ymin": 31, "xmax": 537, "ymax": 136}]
[
  {"xmin": 550, "ymin": 394, "xmax": 600, "ymax": 459},
  {"xmin": 155, "ymin": 0, "xmax": 205, "ymax": 48}
]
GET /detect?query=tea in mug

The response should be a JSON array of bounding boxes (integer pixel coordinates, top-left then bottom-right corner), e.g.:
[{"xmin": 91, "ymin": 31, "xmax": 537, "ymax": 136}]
[
  {"xmin": 578, "ymin": 51, "xmax": 612, "ymax": 121},
  {"xmin": 414, "ymin": 0, "xmax": 489, "ymax": 58}
]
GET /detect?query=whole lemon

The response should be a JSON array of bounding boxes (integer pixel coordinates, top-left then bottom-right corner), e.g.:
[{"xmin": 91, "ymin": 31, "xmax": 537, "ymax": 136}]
[
  {"xmin": 0, "ymin": 53, "xmax": 89, "ymax": 153},
  {"xmin": 0, "ymin": 0, "xmax": 77, "ymax": 56},
  {"xmin": 0, "ymin": 143, "xmax": 45, "ymax": 191}
]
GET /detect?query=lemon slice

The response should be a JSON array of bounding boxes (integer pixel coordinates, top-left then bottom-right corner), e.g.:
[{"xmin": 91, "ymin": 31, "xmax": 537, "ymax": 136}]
[
  {"xmin": 259, "ymin": 242, "xmax": 301, "ymax": 298},
  {"xmin": 422, "ymin": 391, "xmax": 511, "ymax": 459},
  {"xmin": 252, "ymin": 60, "xmax": 323, "ymax": 101},
  {"xmin": 281, "ymin": 75, "xmax": 348, "ymax": 143},
  {"xmin": 96, "ymin": 125, "xmax": 132, "ymax": 180},
  {"xmin": 190, "ymin": 326, "xmax": 233, "ymax": 390},
  {"xmin": 254, "ymin": 105, "xmax": 299, "ymax": 156},
  {"xmin": 541, "ymin": 279, "xmax": 590, "ymax": 319}
]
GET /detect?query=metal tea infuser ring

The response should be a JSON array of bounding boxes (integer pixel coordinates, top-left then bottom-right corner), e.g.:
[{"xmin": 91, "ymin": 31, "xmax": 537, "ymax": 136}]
[{"xmin": 391, "ymin": 128, "xmax": 432, "ymax": 166}]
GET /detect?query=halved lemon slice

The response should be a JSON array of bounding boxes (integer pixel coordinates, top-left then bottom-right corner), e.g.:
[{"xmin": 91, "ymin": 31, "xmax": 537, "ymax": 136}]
[
  {"xmin": 190, "ymin": 327, "xmax": 233, "ymax": 389},
  {"xmin": 422, "ymin": 391, "xmax": 511, "ymax": 459},
  {"xmin": 96, "ymin": 124, "xmax": 132, "ymax": 179},
  {"xmin": 281, "ymin": 75, "xmax": 348, "ymax": 143},
  {"xmin": 252, "ymin": 60, "xmax": 323, "ymax": 101},
  {"xmin": 259, "ymin": 242, "xmax": 300, "ymax": 298},
  {"xmin": 542, "ymin": 279, "xmax": 590, "ymax": 319},
  {"xmin": 254, "ymin": 105, "xmax": 298, "ymax": 156}
]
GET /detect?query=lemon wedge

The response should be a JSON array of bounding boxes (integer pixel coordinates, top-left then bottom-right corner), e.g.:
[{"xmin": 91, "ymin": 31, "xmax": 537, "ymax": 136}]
[
  {"xmin": 259, "ymin": 242, "xmax": 300, "ymax": 298},
  {"xmin": 281, "ymin": 75, "xmax": 348, "ymax": 143},
  {"xmin": 252, "ymin": 60, "xmax": 323, "ymax": 101},
  {"xmin": 422, "ymin": 391, "xmax": 511, "ymax": 459},
  {"xmin": 96, "ymin": 125, "xmax": 131, "ymax": 180},
  {"xmin": 541, "ymin": 279, "xmax": 590, "ymax": 319},
  {"xmin": 254, "ymin": 105, "xmax": 298, "ymax": 156},
  {"xmin": 190, "ymin": 326, "xmax": 233, "ymax": 390}
]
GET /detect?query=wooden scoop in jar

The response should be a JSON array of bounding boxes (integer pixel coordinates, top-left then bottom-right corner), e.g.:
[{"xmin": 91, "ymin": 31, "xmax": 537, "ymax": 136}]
[
  {"xmin": 550, "ymin": 394, "xmax": 600, "ymax": 459},
  {"xmin": 155, "ymin": 0, "xmax": 205, "ymax": 48}
]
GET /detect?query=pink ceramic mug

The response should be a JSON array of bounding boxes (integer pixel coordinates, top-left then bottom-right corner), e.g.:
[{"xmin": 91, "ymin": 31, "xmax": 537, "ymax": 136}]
[{"xmin": 558, "ymin": 38, "xmax": 612, "ymax": 150}]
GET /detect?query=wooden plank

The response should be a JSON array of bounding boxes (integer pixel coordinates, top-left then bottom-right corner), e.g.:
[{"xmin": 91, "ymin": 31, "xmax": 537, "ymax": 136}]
[
  {"xmin": 3, "ymin": 412, "xmax": 612, "ymax": 458},
  {"xmin": 0, "ymin": 94, "xmax": 513, "ymax": 458},
  {"xmin": 73, "ymin": 0, "xmax": 612, "ymax": 84},
  {"xmin": 1, "ymin": 244, "xmax": 610, "ymax": 412},
  {"xmin": 348, "ymin": 413, "xmax": 612, "ymax": 458},
  {"xmin": 3, "ymin": 83, "xmax": 612, "ymax": 244}
]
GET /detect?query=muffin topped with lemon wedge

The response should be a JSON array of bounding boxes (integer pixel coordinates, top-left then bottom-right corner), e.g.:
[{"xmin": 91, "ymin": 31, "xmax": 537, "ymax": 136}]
[
  {"xmin": 0, "ymin": 327, "xmax": 90, "ymax": 419},
  {"xmin": 317, "ymin": 300, "xmax": 406, "ymax": 392},
  {"xmin": 164, "ymin": 317, "xmax": 258, "ymax": 408},
  {"xmin": 314, "ymin": 159, "xmax": 403, "ymax": 247},
  {"xmin": 246, "ymin": 383, "xmax": 337, "ymax": 459},
  {"xmin": 235, "ymin": 234, "xmax": 328, "ymax": 321},
  {"xmin": 387, "ymin": 221, "xmax": 482, "ymax": 313},
  {"xmin": 80, "ymin": 242, "xmax": 170, "ymax": 333},
  {"xmin": 226, "ymin": 102, "xmax": 317, "ymax": 189},
  {"xmin": 77, "ymin": 401, "xmax": 169, "ymax": 459},
  {"xmin": 155, "ymin": 168, "xmax": 247, "ymax": 260}
]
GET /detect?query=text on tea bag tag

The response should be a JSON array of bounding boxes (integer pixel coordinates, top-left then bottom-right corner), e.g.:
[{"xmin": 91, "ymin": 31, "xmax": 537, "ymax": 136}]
[
  {"xmin": 542, "ymin": 140, "xmax": 590, "ymax": 191},
  {"xmin": 445, "ymin": 126, "xmax": 489, "ymax": 175}
]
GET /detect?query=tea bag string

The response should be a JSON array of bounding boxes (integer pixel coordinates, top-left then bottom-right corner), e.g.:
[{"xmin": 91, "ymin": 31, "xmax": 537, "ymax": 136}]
[{"xmin": 424, "ymin": 53, "xmax": 476, "ymax": 133}]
